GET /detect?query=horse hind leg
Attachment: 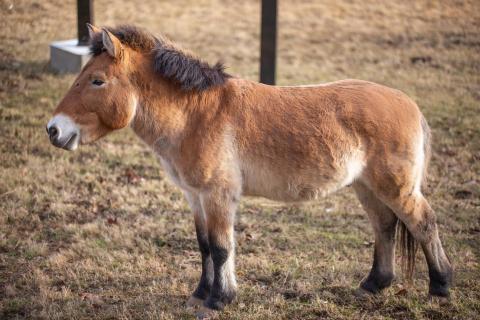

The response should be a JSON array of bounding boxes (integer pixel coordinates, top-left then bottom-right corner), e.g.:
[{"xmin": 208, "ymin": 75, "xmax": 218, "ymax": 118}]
[
  {"xmin": 354, "ymin": 181, "xmax": 398, "ymax": 294},
  {"xmin": 361, "ymin": 116, "xmax": 452, "ymax": 298},
  {"xmin": 364, "ymin": 162, "xmax": 453, "ymax": 297},
  {"xmin": 386, "ymin": 193, "xmax": 453, "ymax": 298}
]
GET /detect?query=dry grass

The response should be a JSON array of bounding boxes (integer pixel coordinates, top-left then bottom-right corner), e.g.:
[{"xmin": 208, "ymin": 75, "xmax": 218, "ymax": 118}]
[{"xmin": 1, "ymin": 0, "xmax": 479, "ymax": 319}]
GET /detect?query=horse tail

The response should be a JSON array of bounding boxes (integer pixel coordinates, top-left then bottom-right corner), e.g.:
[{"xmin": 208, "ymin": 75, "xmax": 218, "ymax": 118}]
[
  {"xmin": 420, "ymin": 115, "xmax": 432, "ymax": 190},
  {"xmin": 397, "ymin": 221, "xmax": 417, "ymax": 281}
]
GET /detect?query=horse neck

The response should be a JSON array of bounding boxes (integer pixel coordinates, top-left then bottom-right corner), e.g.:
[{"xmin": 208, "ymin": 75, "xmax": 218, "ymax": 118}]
[{"xmin": 129, "ymin": 63, "xmax": 227, "ymax": 152}]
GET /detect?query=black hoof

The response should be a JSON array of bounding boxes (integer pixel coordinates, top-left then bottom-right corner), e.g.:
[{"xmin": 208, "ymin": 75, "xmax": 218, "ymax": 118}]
[
  {"xmin": 204, "ymin": 297, "xmax": 226, "ymax": 311},
  {"xmin": 186, "ymin": 296, "xmax": 204, "ymax": 308},
  {"xmin": 428, "ymin": 268, "xmax": 452, "ymax": 298},
  {"xmin": 204, "ymin": 291, "xmax": 236, "ymax": 311},
  {"xmin": 360, "ymin": 272, "xmax": 395, "ymax": 294},
  {"xmin": 192, "ymin": 286, "xmax": 210, "ymax": 301},
  {"xmin": 429, "ymin": 283, "xmax": 450, "ymax": 298}
]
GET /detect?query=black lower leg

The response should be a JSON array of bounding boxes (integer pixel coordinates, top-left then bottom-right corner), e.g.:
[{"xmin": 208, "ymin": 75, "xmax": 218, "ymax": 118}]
[
  {"xmin": 204, "ymin": 242, "xmax": 236, "ymax": 310},
  {"xmin": 423, "ymin": 240, "xmax": 453, "ymax": 297},
  {"xmin": 361, "ymin": 245, "xmax": 395, "ymax": 294},
  {"xmin": 192, "ymin": 226, "xmax": 213, "ymax": 300},
  {"xmin": 354, "ymin": 182, "xmax": 397, "ymax": 295},
  {"xmin": 361, "ymin": 223, "xmax": 396, "ymax": 294},
  {"xmin": 416, "ymin": 205, "xmax": 453, "ymax": 298},
  {"xmin": 428, "ymin": 267, "xmax": 452, "ymax": 297}
]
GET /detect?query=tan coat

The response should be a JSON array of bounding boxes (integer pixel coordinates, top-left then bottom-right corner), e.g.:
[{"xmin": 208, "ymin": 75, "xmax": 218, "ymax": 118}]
[{"xmin": 47, "ymin": 25, "xmax": 452, "ymax": 316}]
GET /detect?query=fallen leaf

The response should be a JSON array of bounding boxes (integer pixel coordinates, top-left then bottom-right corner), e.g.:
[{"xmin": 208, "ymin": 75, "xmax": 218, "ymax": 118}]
[
  {"xmin": 107, "ymin": 216, "xmax": 118, "ymax": 225},
  {"xmin": 124, "ymin": 168, "xmax": 142, "ymax": 185},
  {"xmin": 454, "ymin": 190, "xmax": 473, "ymax": 199},
  {"xmin": 395, "ymin": 288, "xmax": 408, "ymax": 296}
]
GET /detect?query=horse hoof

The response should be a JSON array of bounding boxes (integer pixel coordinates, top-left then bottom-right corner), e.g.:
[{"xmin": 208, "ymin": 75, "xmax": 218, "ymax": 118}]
[
  {"xmin": 354, "ymin": 287, "xmax": 375, "ymax": 299},
  {"xmin": 195, "ymin": 306, "xmax": 218, "ymax": 319},
  {"xmin": 187, "ymin": 296, "xmax": 204, "ymax": 309}
]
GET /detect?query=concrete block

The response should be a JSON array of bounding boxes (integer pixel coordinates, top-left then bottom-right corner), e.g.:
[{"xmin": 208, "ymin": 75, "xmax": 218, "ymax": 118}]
[{"xmin": 50, "ymin": 39, "xmax": 91, "ymax": 73}]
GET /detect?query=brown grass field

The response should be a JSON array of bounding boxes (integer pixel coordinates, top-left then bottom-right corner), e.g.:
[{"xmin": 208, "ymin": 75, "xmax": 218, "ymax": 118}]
[{"xmin": 1, "ymin": 0, "xmax": 479, "ymax": 319}]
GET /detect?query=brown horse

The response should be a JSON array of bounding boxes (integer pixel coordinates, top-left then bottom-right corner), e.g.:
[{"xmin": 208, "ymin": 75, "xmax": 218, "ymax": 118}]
[{"xmin": 47, "ymin": 24, "xmax": 452, "ymax": 317}]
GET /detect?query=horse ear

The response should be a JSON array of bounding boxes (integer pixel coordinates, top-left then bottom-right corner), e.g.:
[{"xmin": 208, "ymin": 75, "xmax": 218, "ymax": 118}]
[
  {"xmin": 101, "ymin": 29, "xmax": 123, "ymax": 59},
  {"xmin": 86, "ymin": 23, "xmax": 101, "ymax": 40}
]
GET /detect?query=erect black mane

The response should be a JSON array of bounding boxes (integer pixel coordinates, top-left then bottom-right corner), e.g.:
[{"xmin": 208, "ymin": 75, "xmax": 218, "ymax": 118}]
[{"xmin": 90, "ymin": 25, "xmax": 230, "ymax": 91}]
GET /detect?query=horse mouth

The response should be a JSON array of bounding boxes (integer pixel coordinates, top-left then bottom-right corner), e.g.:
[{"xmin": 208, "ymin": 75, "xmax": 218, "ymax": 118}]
[{"xmin": 62, "ymin": 132, "xmax": 79, "ymax": 151}]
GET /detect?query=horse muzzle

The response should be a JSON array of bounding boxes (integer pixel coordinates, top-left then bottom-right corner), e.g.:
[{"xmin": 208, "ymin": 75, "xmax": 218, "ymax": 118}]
[{"xmin": 46, "ymin": 114, "xmax": 80, "ymax": 151}]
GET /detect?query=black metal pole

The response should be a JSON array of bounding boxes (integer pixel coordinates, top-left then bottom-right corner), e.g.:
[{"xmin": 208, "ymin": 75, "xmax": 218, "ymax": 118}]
[
  {"xmin": 77, "ymin": 0, "xmax": 93, "ymax": 46},
  {"xmin": 260, "ymin": 0, "xmax": 277, "ymax": 85}
]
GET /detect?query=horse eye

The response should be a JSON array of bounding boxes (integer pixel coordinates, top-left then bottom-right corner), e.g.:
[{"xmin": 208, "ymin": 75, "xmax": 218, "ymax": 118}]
[{"xmin": 92, "ymin": 79, "xmax": 105, "ymax": 86}]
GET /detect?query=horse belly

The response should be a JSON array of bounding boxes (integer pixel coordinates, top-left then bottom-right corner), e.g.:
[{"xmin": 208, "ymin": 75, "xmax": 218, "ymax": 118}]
[{"xmin": 240, "ymin": 154, "xmax": 364, "ymax": 202}]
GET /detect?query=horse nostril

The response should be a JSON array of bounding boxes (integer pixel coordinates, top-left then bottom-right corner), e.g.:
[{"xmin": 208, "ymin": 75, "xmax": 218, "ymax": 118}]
[{"xmin": 48, "ymin": 125, "xmax": 59, "ymax": 141}]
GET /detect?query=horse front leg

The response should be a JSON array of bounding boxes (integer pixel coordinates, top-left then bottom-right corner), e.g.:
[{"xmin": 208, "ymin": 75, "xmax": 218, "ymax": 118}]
[
  {"xmin": 197, "ymin": 187, "xmax": 238, "ymax": 316},
  {"xmin": 184, "ymin": 192, "xmax": 214, "ymax": 307}
]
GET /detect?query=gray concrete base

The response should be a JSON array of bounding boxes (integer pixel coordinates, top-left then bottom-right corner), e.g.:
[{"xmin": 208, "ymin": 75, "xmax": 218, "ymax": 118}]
[{"xmin": 50, "ymin": 39, "xmax": 91, "ymax": 73}]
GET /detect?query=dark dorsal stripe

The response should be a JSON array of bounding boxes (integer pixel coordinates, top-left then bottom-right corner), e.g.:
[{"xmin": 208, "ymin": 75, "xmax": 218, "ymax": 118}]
[{"xmin": 89, "ymin": 25, "xmax": 230, "ymax": 91}]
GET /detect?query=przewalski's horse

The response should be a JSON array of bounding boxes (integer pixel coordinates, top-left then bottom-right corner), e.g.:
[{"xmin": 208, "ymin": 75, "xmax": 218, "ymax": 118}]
[{"xmin": 47, "ymin": 24, "xmax": 452, "ymax": 316}]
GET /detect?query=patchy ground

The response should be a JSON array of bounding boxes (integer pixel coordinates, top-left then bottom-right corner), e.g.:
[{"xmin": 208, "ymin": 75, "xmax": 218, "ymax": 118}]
[{"xmin": 1, "ymin": 0, "xmax": 479, "ymax": 319}]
